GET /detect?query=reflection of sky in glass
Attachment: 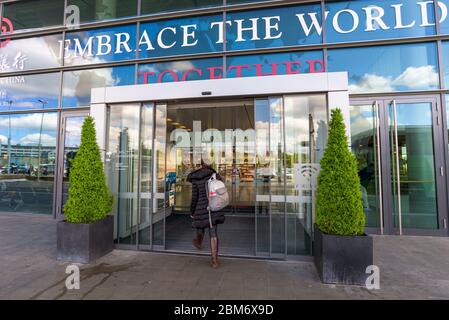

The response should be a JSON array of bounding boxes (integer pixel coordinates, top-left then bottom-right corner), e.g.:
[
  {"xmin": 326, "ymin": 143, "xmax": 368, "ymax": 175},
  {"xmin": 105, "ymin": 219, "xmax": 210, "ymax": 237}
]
[
  {"xmin": 0, "ymin": 73, "xmax": 60, "ymax": 110},
  {"xmin": 0, "ymin": 112, "xmax": 58, "ymax": 147},
  {"xmin": 227, "ymin": 51, "xmax": 324, "ymax": 77},
  {"xmin": 138, "ymin": 58, "xmax": 222, "ymax": 84},
  {"xmin": 64, "ymin": 117, "xmax": 85, "ymax": 148},
  {"xmin": 441, "ymin": 41, "xmax": 449, "ymax": 88},
  {"xmin": 328, "ymin": 42, "xmax": 439, "ymax": 93},
  {"xmin": 0, "ymin": 34, "xmax": 61, "ymax": 73},
  {"xmin": 62, "ymin": 65, "xmax": 135, "ymax": 108},
  {"xmin": 139, "ymin": 15, "xmax": 223, "ymax": 59},
  {"xmin": 326, "ymin": 0, "xmax": 436, "ymax": 43},
  {"xmin": 227, "ymin": 3, "xmax": 322, "ymax": 51},
  {"xmin": 65, "ymin": 24, "xmax": 137, "ymax": 66},
  {"xmin": 395, "ymin": 103, "xmax": 433, "ymax": 126}
]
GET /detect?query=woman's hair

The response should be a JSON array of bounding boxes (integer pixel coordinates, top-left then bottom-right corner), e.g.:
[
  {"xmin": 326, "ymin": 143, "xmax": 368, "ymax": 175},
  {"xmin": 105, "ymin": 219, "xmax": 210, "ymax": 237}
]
[{"xmin": 201, "ymin": 155, "xmax": 212, "ymax": 167}]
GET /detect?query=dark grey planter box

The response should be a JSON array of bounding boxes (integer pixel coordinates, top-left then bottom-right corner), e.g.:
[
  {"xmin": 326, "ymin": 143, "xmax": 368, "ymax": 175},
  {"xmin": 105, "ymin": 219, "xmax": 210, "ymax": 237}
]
[
  {"xmin": 57, "ymin": 215, "xmax": 114, "ymax": 264},
  {"xmin": 313, "ymin": 226, "xmax": 373, "ymax": 286}
]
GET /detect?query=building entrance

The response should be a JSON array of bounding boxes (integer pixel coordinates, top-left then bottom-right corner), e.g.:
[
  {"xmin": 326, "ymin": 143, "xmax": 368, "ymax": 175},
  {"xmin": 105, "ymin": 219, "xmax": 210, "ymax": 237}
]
[
  {"xmin": 93, "ymin": 72, "xmax": 348, "ymax": 258},
  {"xmin": 165, "ymin": 100, "xmax": 256, "ymax": 255},
  {"xmin": 350, "ymin": 97, "xmax": 448, "ymax": 236}
]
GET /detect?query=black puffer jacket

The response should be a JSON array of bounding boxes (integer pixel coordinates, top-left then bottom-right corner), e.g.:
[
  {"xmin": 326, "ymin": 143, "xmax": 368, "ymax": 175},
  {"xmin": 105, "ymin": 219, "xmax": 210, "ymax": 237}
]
[{"xmin": 187, "ymin": 166, "xmax": 226, "ymax": 229}]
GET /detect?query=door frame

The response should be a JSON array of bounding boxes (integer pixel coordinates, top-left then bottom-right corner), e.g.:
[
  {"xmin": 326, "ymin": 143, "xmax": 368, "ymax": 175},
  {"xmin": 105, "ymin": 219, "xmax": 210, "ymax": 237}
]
[
  {"xmin": 351, "ymin": 95, "xmax": 448, "ymax": 236},
  {"xmin": 53, "ymin": 110, "xmax": 89, "ymax": 220}
]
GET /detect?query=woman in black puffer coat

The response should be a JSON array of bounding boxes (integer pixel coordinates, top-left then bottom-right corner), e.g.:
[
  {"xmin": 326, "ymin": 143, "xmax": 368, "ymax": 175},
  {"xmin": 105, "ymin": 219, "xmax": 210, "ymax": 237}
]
[{"xmin": 187, "ymin": 159, "xmax": 225, "ymax": 268}]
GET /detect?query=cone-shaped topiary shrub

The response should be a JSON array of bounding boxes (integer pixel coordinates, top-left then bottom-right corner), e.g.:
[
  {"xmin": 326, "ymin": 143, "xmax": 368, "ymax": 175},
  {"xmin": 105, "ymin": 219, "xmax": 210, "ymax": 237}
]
[
  {"xmin": 316, "ymin": 108, "xmax": 365, "ymax": 236},
  {"xmin": 64, "ymin": 116, "xmax": 113, "ymax": 223}
]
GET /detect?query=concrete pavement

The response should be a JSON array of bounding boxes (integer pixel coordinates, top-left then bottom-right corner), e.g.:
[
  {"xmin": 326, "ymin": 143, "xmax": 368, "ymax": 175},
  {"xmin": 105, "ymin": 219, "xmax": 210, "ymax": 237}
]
[{"xmin": 1, "ymin": 213, "xmax": 449, "ymax": 300}]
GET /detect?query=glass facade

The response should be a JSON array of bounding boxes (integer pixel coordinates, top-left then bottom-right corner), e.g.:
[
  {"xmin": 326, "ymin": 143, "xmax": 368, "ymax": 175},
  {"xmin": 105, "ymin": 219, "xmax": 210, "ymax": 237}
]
[{"xmin": 0, "ymin": 0, "xmax": 448, "ymax": 252}]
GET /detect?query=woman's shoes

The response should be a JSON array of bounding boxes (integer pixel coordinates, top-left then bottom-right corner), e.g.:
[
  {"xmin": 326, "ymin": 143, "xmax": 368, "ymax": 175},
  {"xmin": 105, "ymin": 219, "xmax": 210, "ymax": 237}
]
[{"xmin": 193, "ymin": 233, "xmax": 204, "ymax": 250}]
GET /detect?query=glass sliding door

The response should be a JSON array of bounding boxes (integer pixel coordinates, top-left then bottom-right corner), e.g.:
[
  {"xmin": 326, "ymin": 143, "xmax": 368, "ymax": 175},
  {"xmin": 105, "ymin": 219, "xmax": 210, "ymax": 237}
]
[
  {"xmin": 106, "ymin": 104, "xmax": 140, "ymax": 245},
  {"xmin": 255, "ymin": 95, "xmax": 327, "ymax": 257},
  {"xmin": 138, "ymin": 103, "xmax": 154, "ymax": 247},
  {"xmin": 284, "ymin": 95, "xmax": 327, "ymax": 255},
  {"xmin": 152, "ymin": 103, "xmax": 168, "ymax": 248},
  {"xmin": 350, "ymin": 97, "xmax": 447, "ymax": 235},
  {"xmin": 349, "ymin": 102, "xmax": 383, "ymax": 231}
]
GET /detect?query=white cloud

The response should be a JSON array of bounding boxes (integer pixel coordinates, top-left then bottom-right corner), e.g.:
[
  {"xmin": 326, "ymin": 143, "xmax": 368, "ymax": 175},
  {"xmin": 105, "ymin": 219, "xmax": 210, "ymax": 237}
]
[
  {"xmin": 349, "ymin": 65, "xmax": 439, "ymax": 93},
  {"xmin": 0, "ymin": 135, "xmax": 8, "ymax": 144},
  {"xmin": 0, "ymin": 113, "xmax": 58, "ymax": 131},
  {"xmin": 392, "ymin": 65, "xmax": 439, "ymax": 88},
  {"xmin": 349, "ymin": 74, "xmax": 393, "ymax": 93},
  {"xmin": 18, "ymin": 133, "xmax": 56, "ymax": 146}
]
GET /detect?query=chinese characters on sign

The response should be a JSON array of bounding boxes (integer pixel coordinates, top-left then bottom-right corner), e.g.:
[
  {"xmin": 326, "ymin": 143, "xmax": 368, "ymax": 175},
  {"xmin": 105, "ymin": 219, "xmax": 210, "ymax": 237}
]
[{"xmin": 0, "ymin": 52, "xmax": 28, "ymax": 72}]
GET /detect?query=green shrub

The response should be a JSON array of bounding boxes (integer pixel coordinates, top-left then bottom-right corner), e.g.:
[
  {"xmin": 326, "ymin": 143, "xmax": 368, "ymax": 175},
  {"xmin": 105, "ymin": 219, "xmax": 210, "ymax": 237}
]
[
  {"xmin": 315, "ymin": 108, "xmax": 365, "ymax": 236},
  {"xmin": 64, "ymin": 116, "xmax": 113, "ymax": 223}
]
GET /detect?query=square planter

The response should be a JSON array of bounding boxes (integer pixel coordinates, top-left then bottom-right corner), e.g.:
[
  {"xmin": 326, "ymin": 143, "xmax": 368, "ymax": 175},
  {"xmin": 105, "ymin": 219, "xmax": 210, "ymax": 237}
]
[
  {"xmin": 313, "ymin": 226, "xmax": 373, "ymax": 286},
  {"xmin": 57, "ymin": 215, "xmax": 114, "ymax": 264}
]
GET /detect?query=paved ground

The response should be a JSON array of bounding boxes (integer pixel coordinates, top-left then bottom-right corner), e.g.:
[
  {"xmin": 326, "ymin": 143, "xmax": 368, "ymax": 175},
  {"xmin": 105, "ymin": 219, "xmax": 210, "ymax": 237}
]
[{"xmin": 1, "ymin": 213, "xmax": 449, "ymax": 300}]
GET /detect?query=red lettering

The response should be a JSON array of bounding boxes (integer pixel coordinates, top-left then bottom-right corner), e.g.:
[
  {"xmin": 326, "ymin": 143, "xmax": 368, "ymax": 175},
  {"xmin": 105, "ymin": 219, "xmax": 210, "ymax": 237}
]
[
  {"xmin": 138, "ymin": 71, "xmax": 156, "ymax": 84},
  {"xmin": 307, "ymin": 60, "xmax": 325, "ymax": 73},
  {"xmin": 284, "ymin": 61, "xmax": 302, "ymax": 75},
  {"xmin": 157, "ymin": 70, "xmax": 179, "ymax": 83},
  {"xmin": 181, "ymin": 68, "xmax": 203, "ymax": 81},
  {"xmin": 227, "ymin": 64, "xmax": 251, "ymax": 78},
  {"xmin": 254, "ymin": 63, "xmax": 278, "ymax": 77},
  {"xmin": 207, "ymin": 66, "xmax": 224, "ymax": 80}
]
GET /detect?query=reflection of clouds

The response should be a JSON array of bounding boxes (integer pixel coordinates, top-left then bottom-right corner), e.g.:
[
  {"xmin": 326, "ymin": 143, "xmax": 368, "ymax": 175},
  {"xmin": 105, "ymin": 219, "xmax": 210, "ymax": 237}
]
[
  {"xmin": 349, "ymin": 65, "xmax": 438, "ymax": 93},
  {"xmin": 139, "ymin": 61, "xmax": 196, "ymax": 74},
  {"xmin": 0, "ymin": 73, "xmax": 60, "ymax": 102},
  {"xmin": 0, "ymin": 135, "xmax": 7, "ymax": 144},
  {"xmin": 63, "ymin": 68, "xmax": 120, "ymax": 105},
  {"xmin": 0, "ymin": 35, "xmax": 60, "ymax": 71},
  {"xmin": 350, "ymin": 107, "xmax": 374, "ymax": 138},
  {"xmin": 19, "ymin": 133, "xmax": 56, "ymax": 146},
  {"xmin": 0, "ymin": 113, "xmax": 58, "ymax": 131},
  {"xmin": 393, "ymin": 66, "xmax": 439, "ymax": 88}
]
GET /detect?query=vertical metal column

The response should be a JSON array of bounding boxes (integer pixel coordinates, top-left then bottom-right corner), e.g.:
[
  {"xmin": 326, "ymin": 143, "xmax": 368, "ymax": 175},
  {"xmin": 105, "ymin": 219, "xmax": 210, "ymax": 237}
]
[
  {"xmin": 392, "ymin": 100, "xmax": 403, "ymax": 235},
  {"xmin": 374, "ymin": 101, "xmax": 384, "ymax": 235}
]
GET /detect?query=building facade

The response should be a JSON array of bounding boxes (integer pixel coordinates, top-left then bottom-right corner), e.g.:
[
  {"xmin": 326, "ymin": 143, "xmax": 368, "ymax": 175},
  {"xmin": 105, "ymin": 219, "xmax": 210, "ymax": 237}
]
[{"xmin": 0, "ymin": 0, "xmax": 448, "ymax": 259}]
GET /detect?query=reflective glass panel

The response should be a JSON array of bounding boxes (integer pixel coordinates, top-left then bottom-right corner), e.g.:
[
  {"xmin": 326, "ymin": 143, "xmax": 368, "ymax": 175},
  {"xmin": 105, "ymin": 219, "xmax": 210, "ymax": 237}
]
[
  {"xmin": 0, "ymin": 34, "xmax": 62, "ymax": 73},
  {"xmin": 440, "ymin": 41, "xmax": 449, "ymax": 88},
  {"xmin": 349, "ymin": 103, "xmax": 381, "ymax": 228},
  {"xmin": 3, "ymin": 0, "xmax": 64, "ymax": 32},
  {"xmin": 139, "ymin": 15, "xmax": 223, "ymax": 59},
  {"xmin": 62, "ymin": 65, "xmax": 135, "ymax": 108},
  {"xmin": 0, "ymin": 112, "xmax": 58, "ymax": 215},
  {"xmin": 255, "ymin": 99, "xmax": 270, "ymax": 255},
  {"xmin": 61, "ymin": 115, "xmax": 86, "ymax": 208},
  {"xmin": 328, "ymin": 43, "xmax": 439, "ymax": 93},
  {"xmin": 139, "ymin": 103, "xmax": 154, "ymax": 246},
  {"xmin": 64, "ymin": 24, "xmax": 137, "ymax": 66},
  {"xmin": 437, "ymin": 0, "xmax": 449, "ymax": 34},
  {"xmin": 226, "ymin": 51, "xmax": 324, "ymax": 78},
  {"xmin": 389, "ymin": 102, "xmax": 438, "ymax": 229},
  {"xmin": 325, "ymin": 0, "xmax": 436, "ymax": 43},
  {"xmin": 141, "ymin": 0, "xmax": 221, "ymax": 14},
  {"xmin": 106, "ymin": 104, "xmax": 140, "ymax": 245},
  {"xmin": 0, "ymin": 73, "xmax": 60, "ymax": 110},
  {"xmin": 137, "ymin": 58, "xmax": 223, "ymax": 84},
  {"xmin": 284, "ymin": 95, "xmax": 327, "ymax": 255},
  {"xmin": 226, "ymin": 3, "xmax": 322, "ymax": 51},
  {"xmin": 68, "ymin": 0, "xmax": 138, "ymax": 24}
]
